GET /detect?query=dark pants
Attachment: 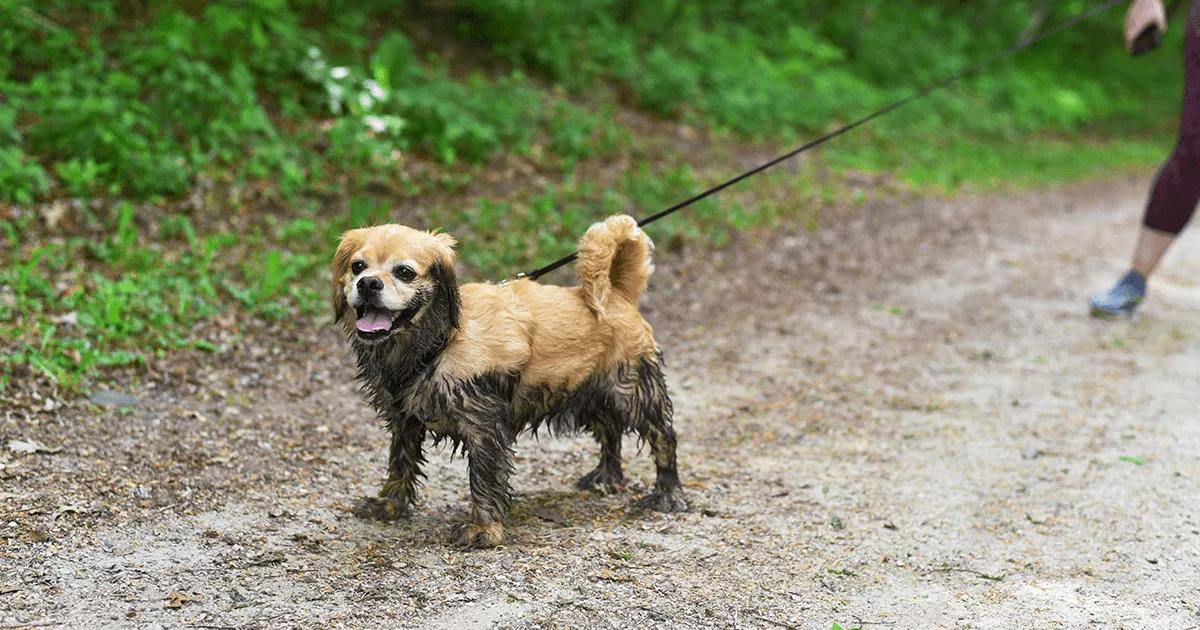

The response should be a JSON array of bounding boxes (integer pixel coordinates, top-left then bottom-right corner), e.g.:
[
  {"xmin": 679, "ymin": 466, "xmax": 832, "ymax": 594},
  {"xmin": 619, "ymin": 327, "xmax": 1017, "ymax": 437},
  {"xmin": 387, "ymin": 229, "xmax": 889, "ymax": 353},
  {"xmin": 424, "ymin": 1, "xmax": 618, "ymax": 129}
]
[{"xmin": 1143, "ymin": 0, "xmax": 1200, "ymax": 234}]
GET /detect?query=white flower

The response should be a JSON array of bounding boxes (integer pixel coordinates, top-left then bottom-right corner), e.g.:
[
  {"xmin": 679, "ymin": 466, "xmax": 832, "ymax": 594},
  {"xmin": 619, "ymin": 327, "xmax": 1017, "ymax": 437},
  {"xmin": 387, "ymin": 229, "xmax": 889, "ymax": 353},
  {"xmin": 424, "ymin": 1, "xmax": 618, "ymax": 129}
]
[
  {"xmin": 363, "ymin": 115, "xmax": 406, "ymax": 135},
  {"xmin": 364, "ymin": 115, "xmax": 388, "ymax": 133},
  {"xmin": 330, "ymin": 66, "xmax": 350, "ymax": 80},
  {"xmin": 327, "ymin": 84, "xmax": 345, "ymax": 114},
  {"xmin": 363, "ymin": 79, "xmax": 387, "ymax": 101},
  {"xmin": 358, "ymin": 93, "xmax": 374, "ymax": 110}
]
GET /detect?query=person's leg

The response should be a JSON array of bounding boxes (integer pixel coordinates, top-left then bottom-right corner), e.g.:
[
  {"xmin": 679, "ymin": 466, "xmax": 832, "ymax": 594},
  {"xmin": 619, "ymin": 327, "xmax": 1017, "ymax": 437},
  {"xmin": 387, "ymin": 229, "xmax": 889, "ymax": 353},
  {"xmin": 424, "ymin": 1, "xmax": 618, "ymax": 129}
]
[
  {"xmin": 1092, "ymin": 1, "xmax": 1200, "ymax": 317},
  {"xmin": 1142, "ymin": 0, "xmax": 1200, "ymax": 242},
  {"xmin": 1131, "ymin": 226, "xmax": 1177, "ymax": 276}
]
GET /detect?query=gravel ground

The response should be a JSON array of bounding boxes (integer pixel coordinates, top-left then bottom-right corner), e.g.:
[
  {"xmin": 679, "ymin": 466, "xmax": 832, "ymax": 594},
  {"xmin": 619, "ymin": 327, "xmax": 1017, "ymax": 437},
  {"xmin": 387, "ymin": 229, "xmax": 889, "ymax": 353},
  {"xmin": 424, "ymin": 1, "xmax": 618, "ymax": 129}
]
[{"xmin": 2, "ymin": 177, "xmax": 1198, "ymax": 629}]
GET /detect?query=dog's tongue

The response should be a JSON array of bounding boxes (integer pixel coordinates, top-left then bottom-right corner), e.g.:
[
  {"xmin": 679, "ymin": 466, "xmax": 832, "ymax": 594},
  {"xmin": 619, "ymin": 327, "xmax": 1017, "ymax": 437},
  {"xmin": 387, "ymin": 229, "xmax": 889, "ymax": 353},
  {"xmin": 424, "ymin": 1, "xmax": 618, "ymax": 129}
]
[{"xmin": 356, "ymin": 307, "xmax": 392, "ymax": 333}]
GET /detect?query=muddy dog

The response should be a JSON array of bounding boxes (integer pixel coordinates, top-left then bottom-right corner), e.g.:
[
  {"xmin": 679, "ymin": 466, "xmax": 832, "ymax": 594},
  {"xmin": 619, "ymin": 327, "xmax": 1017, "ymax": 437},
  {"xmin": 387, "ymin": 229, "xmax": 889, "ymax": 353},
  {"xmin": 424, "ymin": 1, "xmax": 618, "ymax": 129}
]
[{"xmin": 331, "ymin": 215, "xmax": 686, "ymax": 548}]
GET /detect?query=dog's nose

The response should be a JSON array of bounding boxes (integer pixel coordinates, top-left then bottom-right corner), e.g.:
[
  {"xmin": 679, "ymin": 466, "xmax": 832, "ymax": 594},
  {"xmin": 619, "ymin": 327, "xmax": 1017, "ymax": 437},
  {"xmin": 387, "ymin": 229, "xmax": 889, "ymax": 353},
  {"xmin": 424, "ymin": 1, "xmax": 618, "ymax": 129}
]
[{"xmin": 358, "ymin": 276, "xmax": 384, "ymax": 294}]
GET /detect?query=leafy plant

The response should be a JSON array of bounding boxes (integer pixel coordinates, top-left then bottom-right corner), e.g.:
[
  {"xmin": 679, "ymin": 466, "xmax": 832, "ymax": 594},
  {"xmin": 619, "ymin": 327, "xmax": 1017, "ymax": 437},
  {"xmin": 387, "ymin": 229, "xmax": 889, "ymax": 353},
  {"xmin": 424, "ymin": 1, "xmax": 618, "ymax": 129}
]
[{"xmin": 0, "ymin": 1, "xmax": 1181, "ymax": 394}]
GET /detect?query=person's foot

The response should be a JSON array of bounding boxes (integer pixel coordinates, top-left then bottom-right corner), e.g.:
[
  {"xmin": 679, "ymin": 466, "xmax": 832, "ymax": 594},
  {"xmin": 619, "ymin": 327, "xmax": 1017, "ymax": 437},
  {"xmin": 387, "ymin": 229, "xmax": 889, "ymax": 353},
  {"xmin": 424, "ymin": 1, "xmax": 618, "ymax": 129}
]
[{"xmin": 1090, "ymin": 270, "xmax": 1146, "ymax": 318}]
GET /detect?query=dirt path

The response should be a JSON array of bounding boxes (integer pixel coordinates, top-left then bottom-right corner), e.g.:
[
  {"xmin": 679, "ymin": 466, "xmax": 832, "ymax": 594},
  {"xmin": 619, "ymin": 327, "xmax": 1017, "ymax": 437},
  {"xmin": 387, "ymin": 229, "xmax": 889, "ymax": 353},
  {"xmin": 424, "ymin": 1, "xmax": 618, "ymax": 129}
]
[{"xmin": 3, "ymin": 177, "xmax": 1198, "ymax": 629}]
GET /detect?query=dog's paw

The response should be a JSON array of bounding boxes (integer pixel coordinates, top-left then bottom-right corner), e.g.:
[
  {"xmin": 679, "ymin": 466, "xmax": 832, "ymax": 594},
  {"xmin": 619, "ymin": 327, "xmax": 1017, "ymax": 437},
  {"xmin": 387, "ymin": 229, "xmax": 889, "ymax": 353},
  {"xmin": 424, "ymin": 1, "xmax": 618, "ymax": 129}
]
[
  {"xmin": 576, "ymin": 467, "xmax": 627, "ymax": 495},
  {"xmin": 449, "ymin": 521, "xmax": 504, "ymax": 549},
  {"xmin": 352, "ymin": 496, "xmax": 412, "ymax": 522},
  {"xmin": 636, "ymin": 489, "xmax": 688, "ymax": 513}
]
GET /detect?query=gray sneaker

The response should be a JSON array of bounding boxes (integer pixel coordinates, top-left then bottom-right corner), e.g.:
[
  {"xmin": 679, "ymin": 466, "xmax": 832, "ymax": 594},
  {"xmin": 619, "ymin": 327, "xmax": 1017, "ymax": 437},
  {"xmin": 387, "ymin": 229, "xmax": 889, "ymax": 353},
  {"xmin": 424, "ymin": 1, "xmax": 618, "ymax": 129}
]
[{"xmin": 1090, "ymin": 270, "xmax": 1146, "ymax": 318}]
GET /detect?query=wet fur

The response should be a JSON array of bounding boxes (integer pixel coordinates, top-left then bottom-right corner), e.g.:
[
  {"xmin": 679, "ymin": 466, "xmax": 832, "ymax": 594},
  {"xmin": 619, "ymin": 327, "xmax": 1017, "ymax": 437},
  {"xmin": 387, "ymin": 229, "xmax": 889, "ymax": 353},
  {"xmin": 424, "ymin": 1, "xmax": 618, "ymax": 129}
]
[{"xmin": 333, "ymin": 216, "xmax": 686, "ymax": 548}]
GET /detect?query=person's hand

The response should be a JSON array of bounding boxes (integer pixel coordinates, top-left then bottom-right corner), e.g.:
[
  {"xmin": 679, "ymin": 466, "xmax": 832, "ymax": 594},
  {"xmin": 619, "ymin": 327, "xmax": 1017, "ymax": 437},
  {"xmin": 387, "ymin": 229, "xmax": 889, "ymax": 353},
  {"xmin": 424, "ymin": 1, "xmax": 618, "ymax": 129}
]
[{"xmin": 1125, "ymin": 0, "xmax": 1167, "ymax": 53}]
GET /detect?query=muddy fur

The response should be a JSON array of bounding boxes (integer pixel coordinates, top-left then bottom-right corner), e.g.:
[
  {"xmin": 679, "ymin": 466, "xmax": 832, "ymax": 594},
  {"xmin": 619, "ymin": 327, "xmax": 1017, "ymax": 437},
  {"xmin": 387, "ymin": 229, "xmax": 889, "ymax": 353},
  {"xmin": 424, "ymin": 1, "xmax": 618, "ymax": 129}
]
[{"xmin": 334, "ymin": 216, "xmax": 686, "ymax": 548}]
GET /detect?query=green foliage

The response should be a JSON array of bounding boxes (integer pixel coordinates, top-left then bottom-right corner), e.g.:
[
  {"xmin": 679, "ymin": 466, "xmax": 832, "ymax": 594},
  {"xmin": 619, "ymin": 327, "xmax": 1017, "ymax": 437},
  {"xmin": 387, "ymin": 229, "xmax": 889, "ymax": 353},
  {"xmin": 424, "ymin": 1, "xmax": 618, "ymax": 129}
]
[
  {"xmin": 0, "ymin": 146, "xmax": 50, "ymax": 204},
  {"xmin": 458, "ymin": 0, "xmax": 1181, "ymax": 141},
  {"xmin": 0, "ymin": 1, "xmax": 1182, "ymax": 393},
  {"xmin": 1, "ymin": 1, "xmax": 1181, "ymax": 203},
  {"xmin": 1, "ymin": 208, "xmax": 223, "ymax": 390},
  {"xmin": 0, "ymin": 1, "xmax": 617, "ymax": 202}
]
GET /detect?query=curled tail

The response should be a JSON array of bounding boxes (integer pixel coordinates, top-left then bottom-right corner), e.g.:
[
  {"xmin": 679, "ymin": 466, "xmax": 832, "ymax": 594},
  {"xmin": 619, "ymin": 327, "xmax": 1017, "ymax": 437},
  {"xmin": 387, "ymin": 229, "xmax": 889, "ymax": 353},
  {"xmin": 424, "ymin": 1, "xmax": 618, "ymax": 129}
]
[{"xmin": 577, "ymin": 214, "xmax": 653, "ymax": 317}]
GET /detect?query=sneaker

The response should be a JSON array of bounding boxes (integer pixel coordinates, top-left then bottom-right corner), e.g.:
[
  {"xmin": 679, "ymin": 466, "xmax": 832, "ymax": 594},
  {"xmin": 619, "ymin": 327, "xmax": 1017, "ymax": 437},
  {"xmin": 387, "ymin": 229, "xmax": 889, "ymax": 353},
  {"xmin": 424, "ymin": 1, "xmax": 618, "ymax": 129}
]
[{"xmin": 1090, "ymin": 270, "xmax": 1146, "ymax": 318}]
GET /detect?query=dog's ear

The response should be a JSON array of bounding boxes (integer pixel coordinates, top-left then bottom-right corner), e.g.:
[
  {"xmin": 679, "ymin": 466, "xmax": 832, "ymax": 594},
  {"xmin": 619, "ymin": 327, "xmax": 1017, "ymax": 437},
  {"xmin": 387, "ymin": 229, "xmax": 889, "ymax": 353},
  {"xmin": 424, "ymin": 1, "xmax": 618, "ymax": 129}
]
[
  {"xmin": 430, "ymin": 256, "xmax": 461, "ymax": 330},
  {"xmin": 331, "ymin": 229, "xmax": 364, "ymax": 323},
  {"xmin": 429, "ymin": 231, "xmax": 458, "ymax": 265}
]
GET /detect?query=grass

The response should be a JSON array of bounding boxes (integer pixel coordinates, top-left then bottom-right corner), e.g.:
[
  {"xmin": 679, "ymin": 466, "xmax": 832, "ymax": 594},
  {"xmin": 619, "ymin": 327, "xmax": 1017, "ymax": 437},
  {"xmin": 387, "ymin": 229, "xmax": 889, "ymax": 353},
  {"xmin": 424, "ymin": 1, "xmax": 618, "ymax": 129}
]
[
  {"xmin": 0, "ymin": 125, "xmax": 1171, "ymax": 395},
  {"xmin": 0, "ymin": 156, "xmax": 838, "ymax": 393},
  {"xmin": 832, "ymin": 133, "xmax": 1173, "ymax": 193},
  {"xmin": 0, "ymin": 1, "xmax": 1183, "ymax": 395}
]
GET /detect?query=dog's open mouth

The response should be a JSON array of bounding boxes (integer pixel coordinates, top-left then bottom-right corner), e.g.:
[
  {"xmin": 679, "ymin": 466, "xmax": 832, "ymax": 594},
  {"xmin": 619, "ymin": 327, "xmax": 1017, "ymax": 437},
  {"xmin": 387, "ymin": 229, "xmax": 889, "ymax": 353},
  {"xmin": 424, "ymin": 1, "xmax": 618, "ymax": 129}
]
[{"xmin": 354, "ymin": 303, "xmax": 420, "ymax": 340}]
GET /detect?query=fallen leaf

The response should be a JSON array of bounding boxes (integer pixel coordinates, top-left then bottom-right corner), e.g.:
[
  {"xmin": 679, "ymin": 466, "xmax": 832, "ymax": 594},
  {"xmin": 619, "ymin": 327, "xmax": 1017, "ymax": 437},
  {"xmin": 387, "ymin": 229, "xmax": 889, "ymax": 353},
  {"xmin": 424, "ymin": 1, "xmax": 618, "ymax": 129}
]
[{"xmin": 165, "ymin": 591, "xmax": 202, "ymax": 609}]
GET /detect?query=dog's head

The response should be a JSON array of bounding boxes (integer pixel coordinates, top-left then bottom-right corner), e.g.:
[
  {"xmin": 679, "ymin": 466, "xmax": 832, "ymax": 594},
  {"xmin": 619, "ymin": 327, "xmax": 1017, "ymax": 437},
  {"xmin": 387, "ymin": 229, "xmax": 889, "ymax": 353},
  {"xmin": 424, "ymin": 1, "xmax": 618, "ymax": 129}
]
[{"xmin": 331, "ymin": 225, "xmax": 460, "ymax": 345}]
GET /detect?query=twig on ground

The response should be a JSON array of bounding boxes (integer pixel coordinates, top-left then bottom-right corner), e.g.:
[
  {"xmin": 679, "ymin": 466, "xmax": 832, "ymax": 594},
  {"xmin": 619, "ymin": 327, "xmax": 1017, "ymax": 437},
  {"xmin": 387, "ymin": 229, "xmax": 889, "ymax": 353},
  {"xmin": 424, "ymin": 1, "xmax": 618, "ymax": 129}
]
[
  {"xmin": 853, "ymin": 617, "xmax": 898, "ymax": 627},
  {"xmin": 931, "ymin": 566, "xmax": 1005, "ymax": 581},
  {"xmin": 260, "ymin": 568, "xmax": 319, "ymax": 578},
  {"xmin": 753, "ymin": 615, "xmax": 800, "ymax": 629}
]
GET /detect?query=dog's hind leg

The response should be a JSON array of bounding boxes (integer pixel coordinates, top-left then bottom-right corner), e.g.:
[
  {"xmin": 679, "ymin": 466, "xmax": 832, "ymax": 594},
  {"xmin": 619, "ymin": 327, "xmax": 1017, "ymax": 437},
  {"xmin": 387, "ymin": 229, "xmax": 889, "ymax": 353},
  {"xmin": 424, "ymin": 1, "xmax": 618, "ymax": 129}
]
[
  {"xmin": 353, "ymin": 414, "xmax": 425, "ymax": 521},
  {"xmin": 577, "ymin": 409, "xmax": 626, "ymax": 494},
  {"xmin": 627, "ymin": 353, "xmax": 688, "ymax": 513}
]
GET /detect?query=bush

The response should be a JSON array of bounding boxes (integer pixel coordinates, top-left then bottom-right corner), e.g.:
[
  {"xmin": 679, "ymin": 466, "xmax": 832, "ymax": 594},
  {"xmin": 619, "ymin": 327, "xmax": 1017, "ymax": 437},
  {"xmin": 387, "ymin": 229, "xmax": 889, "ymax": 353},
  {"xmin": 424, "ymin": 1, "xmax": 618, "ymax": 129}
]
[
  {"xmin": 454, "ymin": 0, "xmax": 1181, "ymax": 140},
  {"xmin": 0, "ymin": 0, "xmax": 619, "ymax": 203}
]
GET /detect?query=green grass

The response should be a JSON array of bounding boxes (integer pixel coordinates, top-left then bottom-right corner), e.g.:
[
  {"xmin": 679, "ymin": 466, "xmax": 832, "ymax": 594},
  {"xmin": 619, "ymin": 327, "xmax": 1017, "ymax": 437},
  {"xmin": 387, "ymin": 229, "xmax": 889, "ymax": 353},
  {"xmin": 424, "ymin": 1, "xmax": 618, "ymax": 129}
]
[
  {"xmin": 0, "ymin": 1, "xmax": 1182, "ymax": 394},
  {"xmin": 0, "ymin": 131, "xmax": 1170, "ymax": 393},
  {"xmin": 0, "ymin": 159, "xmax": 825, "ymax": 392}
]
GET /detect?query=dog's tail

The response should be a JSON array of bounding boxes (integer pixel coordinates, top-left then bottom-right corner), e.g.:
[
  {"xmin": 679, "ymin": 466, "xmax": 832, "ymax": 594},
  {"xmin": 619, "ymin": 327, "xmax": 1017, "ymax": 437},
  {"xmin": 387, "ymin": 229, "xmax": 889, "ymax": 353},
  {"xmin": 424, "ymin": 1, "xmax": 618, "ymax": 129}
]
[{"xmin": 577, "ymin": 214, "xmax": 653, "ymax": 317}]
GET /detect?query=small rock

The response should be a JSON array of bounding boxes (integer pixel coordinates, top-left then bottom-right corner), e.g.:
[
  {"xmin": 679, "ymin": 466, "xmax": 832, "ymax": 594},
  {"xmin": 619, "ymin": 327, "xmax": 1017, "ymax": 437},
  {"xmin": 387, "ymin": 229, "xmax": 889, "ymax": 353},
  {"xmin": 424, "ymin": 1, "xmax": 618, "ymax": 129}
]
[
  {"xmin": 8, "ymin": 439, "xmax": 60, "ymax": 455},
  {"xmin": 90, "ymin": 390, "xmax": 139, "ymax": 408},
  {"xmin": 1021, "ymin": 445, "xmax": 1042, "ymax": 460},
  {"xmin": 9, "ymin": 439, "xmax": 40, "ymax": 454}
]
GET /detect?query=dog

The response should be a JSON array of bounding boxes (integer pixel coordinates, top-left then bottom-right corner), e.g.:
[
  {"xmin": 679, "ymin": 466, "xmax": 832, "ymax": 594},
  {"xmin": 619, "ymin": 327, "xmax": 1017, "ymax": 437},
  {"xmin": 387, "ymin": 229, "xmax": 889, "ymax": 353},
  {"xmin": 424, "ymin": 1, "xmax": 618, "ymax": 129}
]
[{"xmin": 331, "ymin": 215, "xmax": 687, "ymax": 548}]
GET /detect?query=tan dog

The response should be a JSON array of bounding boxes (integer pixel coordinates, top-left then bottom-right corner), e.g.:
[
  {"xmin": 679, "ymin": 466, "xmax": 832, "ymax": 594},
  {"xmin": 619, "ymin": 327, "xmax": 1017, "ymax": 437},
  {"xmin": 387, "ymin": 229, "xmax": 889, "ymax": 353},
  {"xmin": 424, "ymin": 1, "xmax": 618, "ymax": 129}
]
[{"xmin": 331, "ymin": 215, "xmax": 686, "ymax": 548}]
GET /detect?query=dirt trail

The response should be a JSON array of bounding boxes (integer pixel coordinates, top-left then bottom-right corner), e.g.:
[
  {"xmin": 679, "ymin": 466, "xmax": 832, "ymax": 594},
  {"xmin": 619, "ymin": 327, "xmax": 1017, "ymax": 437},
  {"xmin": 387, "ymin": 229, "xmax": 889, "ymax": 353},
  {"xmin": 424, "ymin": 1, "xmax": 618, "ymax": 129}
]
[{"xmin": 2, "ymin": 177, "xmax": 1198, "ymax": 629}]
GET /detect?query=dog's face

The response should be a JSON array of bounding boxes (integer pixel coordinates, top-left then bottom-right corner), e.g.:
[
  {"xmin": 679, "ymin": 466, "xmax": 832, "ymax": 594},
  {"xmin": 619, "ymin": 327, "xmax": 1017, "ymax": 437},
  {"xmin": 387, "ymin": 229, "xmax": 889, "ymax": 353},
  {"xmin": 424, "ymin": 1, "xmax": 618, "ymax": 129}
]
[{"xmin": 331, "ymin": 225, "xmax": 459, "ymax": 344}]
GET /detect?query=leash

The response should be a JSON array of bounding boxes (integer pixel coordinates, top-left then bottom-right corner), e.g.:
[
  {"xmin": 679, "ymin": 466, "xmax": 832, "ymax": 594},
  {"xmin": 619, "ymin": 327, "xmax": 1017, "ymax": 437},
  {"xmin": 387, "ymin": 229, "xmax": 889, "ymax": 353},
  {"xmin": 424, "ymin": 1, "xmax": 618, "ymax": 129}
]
[{"xmin": 517, "ymin": 0, "xmax": 1126, "ymax": 281}]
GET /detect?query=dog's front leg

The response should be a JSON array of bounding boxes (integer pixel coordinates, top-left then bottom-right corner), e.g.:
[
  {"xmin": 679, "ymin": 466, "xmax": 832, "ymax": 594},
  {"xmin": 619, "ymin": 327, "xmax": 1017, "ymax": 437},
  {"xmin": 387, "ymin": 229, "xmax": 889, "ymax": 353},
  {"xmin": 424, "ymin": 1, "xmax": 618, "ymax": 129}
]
[
  {"xmin": 353, "ymin": 414, "xmax": 426, "ymax": 521},
  {"xmin": 451, "ymin": 416, "xmax": 513, "ymax": 549},
  {"xmin": 577, "ymin": 413, "xmax": 626, "ymax": 494}
]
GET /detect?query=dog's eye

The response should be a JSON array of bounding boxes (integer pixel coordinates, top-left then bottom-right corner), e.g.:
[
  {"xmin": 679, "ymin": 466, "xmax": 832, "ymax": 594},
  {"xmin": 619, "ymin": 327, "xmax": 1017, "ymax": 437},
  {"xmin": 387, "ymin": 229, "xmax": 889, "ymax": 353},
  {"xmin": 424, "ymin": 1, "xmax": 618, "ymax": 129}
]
[
  {"xmin": 350, "ymin": 260, "xmax": 367, "ymax": 275},
  {"xmin": 393, "ymin": 265, "xmax": 417, "ymax": 282}
]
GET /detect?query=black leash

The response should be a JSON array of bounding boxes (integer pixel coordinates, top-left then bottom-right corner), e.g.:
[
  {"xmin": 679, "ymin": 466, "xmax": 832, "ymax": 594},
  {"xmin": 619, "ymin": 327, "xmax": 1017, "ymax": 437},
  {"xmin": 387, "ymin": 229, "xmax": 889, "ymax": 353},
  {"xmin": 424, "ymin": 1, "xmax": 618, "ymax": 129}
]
[{"xmin": 518, "ymin": 0, "xmax": 1125, "ymax": 281}]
